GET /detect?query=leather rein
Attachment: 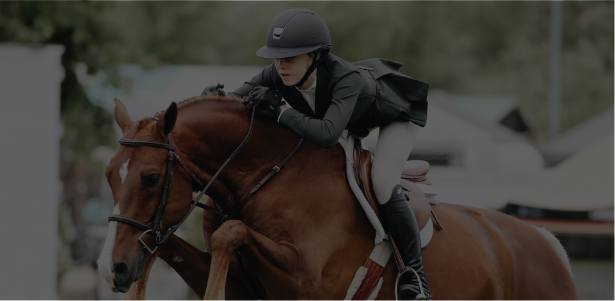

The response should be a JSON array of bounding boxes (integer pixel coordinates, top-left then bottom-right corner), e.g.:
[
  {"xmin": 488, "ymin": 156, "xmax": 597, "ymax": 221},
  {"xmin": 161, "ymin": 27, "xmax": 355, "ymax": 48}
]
[{"xmin": 108, "ymin": 102, "xmax": 304, "ymax": 254}]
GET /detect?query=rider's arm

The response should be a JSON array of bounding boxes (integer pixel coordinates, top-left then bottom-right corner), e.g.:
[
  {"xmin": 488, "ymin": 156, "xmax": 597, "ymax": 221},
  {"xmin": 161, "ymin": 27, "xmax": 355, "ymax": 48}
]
[
  {"xmin": 278, "ymin": 72, "xmax": 361, "ymax": 149},
  {"xmin": 230, "ymin": 64, "xmax": 277, "ymax": 98}
]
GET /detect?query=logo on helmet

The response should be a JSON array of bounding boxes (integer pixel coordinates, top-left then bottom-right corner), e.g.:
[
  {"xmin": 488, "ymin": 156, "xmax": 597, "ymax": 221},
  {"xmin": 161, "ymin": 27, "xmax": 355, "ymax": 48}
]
[{"xmin": 273, "ymin": 27, "xmax": 284, "ymax": 39}]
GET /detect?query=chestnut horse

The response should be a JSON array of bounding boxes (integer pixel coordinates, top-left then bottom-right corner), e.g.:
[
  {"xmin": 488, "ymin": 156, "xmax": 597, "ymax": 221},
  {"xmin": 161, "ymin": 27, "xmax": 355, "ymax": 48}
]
[{"xmin": 98, "ymin": 96, "xmax": 576, "ymax": 299}]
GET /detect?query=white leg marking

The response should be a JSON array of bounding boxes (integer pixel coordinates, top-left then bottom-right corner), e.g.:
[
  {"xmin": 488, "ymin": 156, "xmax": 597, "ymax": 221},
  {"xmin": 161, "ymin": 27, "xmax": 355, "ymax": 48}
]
[
  {"xmin": 97, "ymin": 204, "xmax": 120, "ymax": 289},
  {"xmin": 119, "ymin": 159, "xmax": 130, "ymax": 184}
]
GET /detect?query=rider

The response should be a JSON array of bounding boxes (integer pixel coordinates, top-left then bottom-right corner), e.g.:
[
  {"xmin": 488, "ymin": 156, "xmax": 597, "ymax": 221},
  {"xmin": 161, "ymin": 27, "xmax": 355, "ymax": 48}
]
[{"xmin": 203, "ymin": 8, "xmax": 431, "ymax": 300}]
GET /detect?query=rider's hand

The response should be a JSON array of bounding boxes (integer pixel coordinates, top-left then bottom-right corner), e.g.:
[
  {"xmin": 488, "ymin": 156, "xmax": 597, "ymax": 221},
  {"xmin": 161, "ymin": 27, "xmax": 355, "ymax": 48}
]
[
  {"xmin": 250, "ymin": 86, "xmax": 285, "ymax": 115},
  {"xmin": 201, "ymin": 83, "xmax": 226, "ymax": 96}
]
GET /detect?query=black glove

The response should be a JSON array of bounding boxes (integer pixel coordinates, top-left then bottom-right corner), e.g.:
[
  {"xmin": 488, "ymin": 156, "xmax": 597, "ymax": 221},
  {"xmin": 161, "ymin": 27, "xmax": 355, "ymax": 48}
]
[
  {"xmin": 249, "ymin": 86, "xmax": 285, "ymax": 115},
  {"xmin": 201, "ymin": 83, "xmax": 226, "ymax": 96}
]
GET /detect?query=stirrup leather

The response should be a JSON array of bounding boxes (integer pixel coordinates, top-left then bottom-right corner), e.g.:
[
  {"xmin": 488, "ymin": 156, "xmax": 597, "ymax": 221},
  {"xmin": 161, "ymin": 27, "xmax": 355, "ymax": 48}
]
[{"xmin": 395, "ymin": 266, "xmax": 429, "ymax": 300}]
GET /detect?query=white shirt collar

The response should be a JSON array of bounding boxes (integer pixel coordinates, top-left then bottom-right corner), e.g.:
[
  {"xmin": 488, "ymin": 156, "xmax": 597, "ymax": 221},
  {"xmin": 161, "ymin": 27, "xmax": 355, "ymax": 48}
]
[{"xmin": 296, "ymin": 77, "xmax": 317, "ymax": 94}]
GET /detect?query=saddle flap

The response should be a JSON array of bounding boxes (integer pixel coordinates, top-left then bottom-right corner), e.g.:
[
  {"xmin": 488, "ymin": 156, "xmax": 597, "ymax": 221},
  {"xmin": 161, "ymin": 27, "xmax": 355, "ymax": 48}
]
[
  {"xmin": 354, "ymin": 142, "xmax": 379, "ymax": 217},
  {"xmin": 353, "ymin": 141, "xmax": 431, "ymax": 230}
]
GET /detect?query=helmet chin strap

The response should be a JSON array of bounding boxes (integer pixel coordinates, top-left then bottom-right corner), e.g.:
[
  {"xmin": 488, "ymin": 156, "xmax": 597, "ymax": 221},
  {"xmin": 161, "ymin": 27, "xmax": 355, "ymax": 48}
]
[{"xmin": 295, "ymin": 47, "xmax": 330, "ymax": 87}]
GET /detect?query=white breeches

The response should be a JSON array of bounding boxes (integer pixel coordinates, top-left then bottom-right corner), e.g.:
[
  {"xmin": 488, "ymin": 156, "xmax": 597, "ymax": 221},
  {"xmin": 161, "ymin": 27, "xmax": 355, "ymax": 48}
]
[{"xmin": 371, "ymin": 120, "xmax": 421, "ymax": 205}]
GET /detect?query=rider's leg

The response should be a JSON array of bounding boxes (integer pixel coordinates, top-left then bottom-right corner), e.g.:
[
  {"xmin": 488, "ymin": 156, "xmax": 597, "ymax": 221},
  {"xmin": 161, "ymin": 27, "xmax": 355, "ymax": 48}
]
[
  {"xmin": 371, "ymin": 120, "xmax": 431, "ymax": 300},
  {"xmin": 372, "ymin": 120, "xmax": 420, "ymax": 203}
]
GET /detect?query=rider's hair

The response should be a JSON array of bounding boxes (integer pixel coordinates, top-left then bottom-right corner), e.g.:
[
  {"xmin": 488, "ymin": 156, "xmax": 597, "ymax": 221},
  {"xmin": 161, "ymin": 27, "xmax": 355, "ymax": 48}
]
[{"xmin": 307, "ymin": 50, "xmax": 322, "ymax": 61}]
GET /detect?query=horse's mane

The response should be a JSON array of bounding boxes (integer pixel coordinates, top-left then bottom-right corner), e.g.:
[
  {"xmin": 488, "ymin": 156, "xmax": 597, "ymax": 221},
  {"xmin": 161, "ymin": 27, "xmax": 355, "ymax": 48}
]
[{"xmin": 136, "ymin": 95, "xmax": 243, "ymax": 129}]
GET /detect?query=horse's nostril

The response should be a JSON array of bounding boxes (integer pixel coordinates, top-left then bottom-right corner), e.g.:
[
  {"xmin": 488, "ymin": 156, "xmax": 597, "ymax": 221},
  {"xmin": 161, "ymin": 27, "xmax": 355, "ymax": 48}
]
[{"xmin": 114, "ymin": 261, "xmax": 130, "ymax": 283}]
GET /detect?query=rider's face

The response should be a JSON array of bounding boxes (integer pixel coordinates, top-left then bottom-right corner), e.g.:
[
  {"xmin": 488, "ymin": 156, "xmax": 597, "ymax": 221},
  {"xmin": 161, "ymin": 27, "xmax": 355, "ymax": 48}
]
[{"xmin": 274, "ymin": 54, "xmax": 312, "ymax": 86}]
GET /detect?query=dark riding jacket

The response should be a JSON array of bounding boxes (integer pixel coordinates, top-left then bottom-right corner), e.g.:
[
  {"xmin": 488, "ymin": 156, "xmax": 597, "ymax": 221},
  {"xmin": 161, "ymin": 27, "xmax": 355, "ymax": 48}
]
[{"xmin": 232, "ymin": 53, "xmax": 429, "ymax": 148}]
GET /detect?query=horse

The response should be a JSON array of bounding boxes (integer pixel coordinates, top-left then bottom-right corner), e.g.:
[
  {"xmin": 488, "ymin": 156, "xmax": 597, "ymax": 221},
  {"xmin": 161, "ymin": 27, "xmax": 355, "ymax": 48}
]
[{"xmin": 98, "ymin": 95, "xmax": 576, "ymax": 299}]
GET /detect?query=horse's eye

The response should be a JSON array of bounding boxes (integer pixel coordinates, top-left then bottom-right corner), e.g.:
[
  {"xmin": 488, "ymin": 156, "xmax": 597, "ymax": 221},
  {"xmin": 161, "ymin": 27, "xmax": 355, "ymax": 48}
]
[{"xmin": 146, "ymin": 174, "xmax": 160, "ymax": 187}]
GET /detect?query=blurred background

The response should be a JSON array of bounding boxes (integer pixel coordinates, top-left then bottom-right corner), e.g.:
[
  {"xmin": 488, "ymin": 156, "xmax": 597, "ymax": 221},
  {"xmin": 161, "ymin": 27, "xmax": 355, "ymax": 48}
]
[{"xmin": 0, "ymin": 1, "xmax": 612, "ymax": 299}]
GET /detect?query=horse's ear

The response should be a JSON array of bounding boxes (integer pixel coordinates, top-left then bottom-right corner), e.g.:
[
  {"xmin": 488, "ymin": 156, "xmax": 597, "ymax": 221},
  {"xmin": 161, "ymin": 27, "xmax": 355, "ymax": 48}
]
[
  {"xmin": 114, "ymin": 98, "xmax": 132, "ymax": 134},
  {"xmin": 156, "ymin": 102, "xmax": 178, "ymax": 136}
]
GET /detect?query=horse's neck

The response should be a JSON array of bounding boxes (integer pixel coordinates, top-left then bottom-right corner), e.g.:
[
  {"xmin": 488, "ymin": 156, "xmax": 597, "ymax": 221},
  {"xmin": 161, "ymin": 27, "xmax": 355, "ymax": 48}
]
[
  {"xmin": 174, "ymin": 101, "xmax": 354, "ymax": 247},
  {"xmin": 238, "ymin": 141, "xmax": 351, "ymax": 241},
  {"xmin": 166, "ymin": 101, "xmax": 380, "ymax": 298},
  {"xmin": 174, "ymin": 101, "xmax": 298, "ymax": 212}
]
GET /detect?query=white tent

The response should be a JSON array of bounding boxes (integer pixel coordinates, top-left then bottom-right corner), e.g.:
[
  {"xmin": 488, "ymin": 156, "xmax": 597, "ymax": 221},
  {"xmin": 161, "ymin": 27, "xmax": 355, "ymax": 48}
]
[
  {"xmin": 541, "ymin": 106, "xmax": 614, "ymax": 166},
  {"xmin": 508, "ymin": 132, "xmax": 614, "ymax": 211}
]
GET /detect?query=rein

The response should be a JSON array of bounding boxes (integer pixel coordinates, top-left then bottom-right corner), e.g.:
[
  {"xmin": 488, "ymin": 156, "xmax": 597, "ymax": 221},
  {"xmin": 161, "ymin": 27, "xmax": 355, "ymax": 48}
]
[{"xmin": 108, "ymin": 103, "xmax": 304, "ymax": 254}]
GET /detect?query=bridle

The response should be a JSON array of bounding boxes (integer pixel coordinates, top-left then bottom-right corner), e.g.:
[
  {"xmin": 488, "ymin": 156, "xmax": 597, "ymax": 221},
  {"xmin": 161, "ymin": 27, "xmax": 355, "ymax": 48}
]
[{"xmin": 108, "ymin": 102, "xmax": 304, "ymax": 254}]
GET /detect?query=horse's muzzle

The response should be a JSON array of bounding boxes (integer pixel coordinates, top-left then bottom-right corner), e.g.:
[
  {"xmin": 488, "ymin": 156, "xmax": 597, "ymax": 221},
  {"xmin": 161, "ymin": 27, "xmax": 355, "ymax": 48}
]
[
  {"xmin": 112, "ymin": 249, "xmax": 145, "ymax": 293},
  {"xmin": 113, "ymin": 261, "xmax": 132, "ymax": 293}
]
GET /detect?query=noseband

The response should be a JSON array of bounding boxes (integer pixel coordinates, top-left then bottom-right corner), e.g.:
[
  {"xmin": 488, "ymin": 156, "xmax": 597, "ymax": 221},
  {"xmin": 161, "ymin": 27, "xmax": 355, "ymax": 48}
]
[{"xmin": 108, "ymin": 103, "xmax": 304, "ymax": 254}]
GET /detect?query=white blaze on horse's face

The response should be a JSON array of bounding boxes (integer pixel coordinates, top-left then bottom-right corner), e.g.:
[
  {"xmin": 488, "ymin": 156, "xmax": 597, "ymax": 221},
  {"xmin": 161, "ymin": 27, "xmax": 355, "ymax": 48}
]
[
  {"xmin": 97, "ymin": 204, "xmax": 120, "ymax": 289},
  {"xmin": 119, "ymin": 159, "xmax": 130, "ymax": 184}
]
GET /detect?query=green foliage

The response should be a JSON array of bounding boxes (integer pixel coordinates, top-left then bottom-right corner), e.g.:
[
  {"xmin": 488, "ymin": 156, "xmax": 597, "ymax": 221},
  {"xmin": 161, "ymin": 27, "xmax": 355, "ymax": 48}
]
[
  {"xmin": 0, "ymin": 1, "xmax": 611, "ymax": 195},
  {"xmin": 3, "ymin": 2, "xmax": 611, "ymax": 144},
  {"xmin": 138, "ymin": 1, "xmax": 610, "ymax": 143}
]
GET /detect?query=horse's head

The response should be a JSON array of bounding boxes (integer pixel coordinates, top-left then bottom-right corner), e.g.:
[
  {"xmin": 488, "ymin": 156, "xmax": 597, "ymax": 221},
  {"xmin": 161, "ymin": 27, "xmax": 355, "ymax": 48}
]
[
  {"xmin": 97, "ymin": 95, "xmax": 302, "ymax": 292},
  {"xmin": 97, "ymin": 98, "xmax": 194, "ymax": 293}
]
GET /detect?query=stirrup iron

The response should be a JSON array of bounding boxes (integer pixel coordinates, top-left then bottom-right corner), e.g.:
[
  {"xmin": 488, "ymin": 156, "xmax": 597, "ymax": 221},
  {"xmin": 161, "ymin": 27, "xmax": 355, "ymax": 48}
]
[{"xmin": 395, "ymin": 266, "xmax": 428, "ymax": 300}]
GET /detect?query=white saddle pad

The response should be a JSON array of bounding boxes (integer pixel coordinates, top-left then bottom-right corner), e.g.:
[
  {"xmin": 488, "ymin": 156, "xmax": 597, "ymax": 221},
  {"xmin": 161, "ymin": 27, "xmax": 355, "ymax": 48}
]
[{"xmin": 337, "ymin": 131, "xmax": 433, "ymax": 246}]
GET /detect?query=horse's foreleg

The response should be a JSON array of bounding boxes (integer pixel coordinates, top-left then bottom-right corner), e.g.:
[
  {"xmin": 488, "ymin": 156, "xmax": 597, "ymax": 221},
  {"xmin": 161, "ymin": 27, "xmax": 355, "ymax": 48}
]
[
  {"xmin": 122, "ymin": 251, "xmax": 158, "ymax": 300},
  {"xmin": 120, "ymin": 234, "xmax": 252, "ymax": 300},
  {"xmin": 157, "ymin": 234, "xmax": 212, "ymax": 299},
  {"xmin": 204, "ymin": 220, "xmax": 312, "ymax": 300}
]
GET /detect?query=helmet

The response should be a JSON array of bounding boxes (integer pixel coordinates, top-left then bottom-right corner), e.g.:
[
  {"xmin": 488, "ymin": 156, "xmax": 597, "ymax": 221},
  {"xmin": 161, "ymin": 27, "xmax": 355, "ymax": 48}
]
[
  {"xmin": 256, "ymin": 8, "xmax": 331, "ymax": 59},
  {"xmin": 256, "ymin": 9, "xmax": 331, "ymax": 86}
]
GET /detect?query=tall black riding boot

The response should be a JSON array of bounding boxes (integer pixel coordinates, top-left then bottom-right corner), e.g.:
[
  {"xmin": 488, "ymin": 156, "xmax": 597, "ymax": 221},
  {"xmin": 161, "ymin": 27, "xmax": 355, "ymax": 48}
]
[{"xmin": 380, "ymin": 184, "xmax": 432, "ymax": 300}]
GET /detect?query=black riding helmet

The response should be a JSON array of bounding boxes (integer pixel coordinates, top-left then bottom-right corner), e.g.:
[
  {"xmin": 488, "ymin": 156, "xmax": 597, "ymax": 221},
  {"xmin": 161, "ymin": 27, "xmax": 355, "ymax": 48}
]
[{"xmin": 256, "ymin": 8, "xmax": 331, "ymax": 87}]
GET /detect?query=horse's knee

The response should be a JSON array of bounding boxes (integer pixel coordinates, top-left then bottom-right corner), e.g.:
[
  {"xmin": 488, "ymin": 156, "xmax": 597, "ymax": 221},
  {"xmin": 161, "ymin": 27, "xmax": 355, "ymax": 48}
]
[{"xmin": 210, "ymin": 220, "xmax": 248, "ymax": 253}]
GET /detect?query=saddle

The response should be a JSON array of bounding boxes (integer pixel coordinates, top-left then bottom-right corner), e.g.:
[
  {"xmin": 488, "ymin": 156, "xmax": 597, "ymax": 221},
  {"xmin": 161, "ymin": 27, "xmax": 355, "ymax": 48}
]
[
  {"xmin": 346, "ymin": 140, "xmax": 441, "ymax": 300},
  {"xmin": 353, "ymin": 140, "xmax": 432, "ymax": 230}
]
